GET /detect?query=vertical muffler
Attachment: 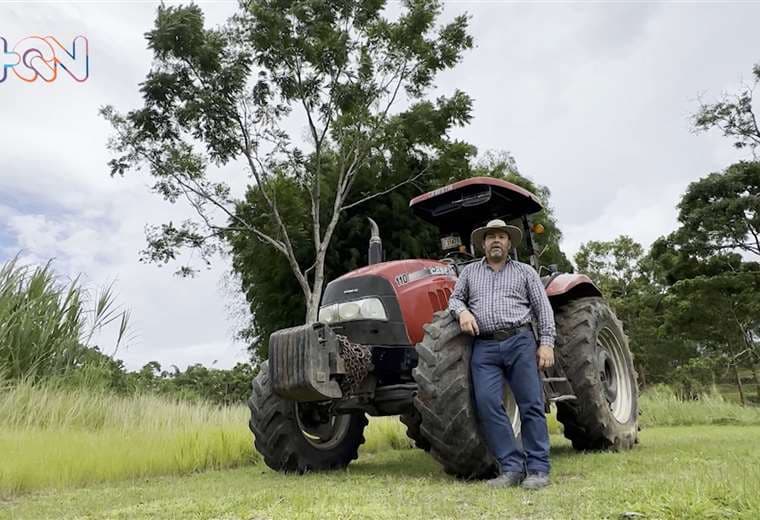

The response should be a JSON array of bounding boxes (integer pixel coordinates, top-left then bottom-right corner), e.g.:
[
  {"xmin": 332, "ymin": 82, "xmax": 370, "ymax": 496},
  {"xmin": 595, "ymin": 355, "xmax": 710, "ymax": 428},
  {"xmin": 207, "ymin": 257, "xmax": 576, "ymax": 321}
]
[{"xmin": 368, "ymin": 217, "xmax": 383, "ymax": 265}]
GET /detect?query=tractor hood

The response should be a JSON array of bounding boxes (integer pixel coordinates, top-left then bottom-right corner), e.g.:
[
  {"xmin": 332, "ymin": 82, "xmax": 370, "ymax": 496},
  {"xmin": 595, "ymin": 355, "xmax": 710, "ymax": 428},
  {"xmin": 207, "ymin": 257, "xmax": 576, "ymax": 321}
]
[{"xmin": 321, "ymin": 259, "xmax": 457, "ymax": 346}]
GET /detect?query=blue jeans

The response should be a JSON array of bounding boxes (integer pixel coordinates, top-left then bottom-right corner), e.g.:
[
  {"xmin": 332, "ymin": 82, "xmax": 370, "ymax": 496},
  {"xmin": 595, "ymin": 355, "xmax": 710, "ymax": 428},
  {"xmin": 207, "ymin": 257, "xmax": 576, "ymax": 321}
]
[{"xmin": 471, "ymin": 331, "xmax": 550, "ymax": 474}]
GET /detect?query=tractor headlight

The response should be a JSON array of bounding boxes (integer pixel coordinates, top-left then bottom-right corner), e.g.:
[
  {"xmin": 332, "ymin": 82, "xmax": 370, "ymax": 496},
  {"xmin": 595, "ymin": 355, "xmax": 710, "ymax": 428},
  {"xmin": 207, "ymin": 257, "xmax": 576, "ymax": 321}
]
[
  {"xmin": 318, "ymin": 297, "xmax": 388, "ymax": 324},
  {"xmin": 318, "ymin": 303, "xmax": 339, "ymax": 324}
]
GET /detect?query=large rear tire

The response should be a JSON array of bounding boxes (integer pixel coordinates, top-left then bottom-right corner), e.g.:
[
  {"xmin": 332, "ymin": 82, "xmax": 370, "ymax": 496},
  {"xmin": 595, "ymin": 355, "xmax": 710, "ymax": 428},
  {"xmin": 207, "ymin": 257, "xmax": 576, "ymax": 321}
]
[
  {"xmin": 554, "ymin": 297, "xmax": 639, "ymax": 450},
  {"xmin": 412, "ymin": 311, "xmax": 521, "ymax": 479},
  {"xmin": 248, "ymin": 361, "xmax": 367, "ymax": 473}
]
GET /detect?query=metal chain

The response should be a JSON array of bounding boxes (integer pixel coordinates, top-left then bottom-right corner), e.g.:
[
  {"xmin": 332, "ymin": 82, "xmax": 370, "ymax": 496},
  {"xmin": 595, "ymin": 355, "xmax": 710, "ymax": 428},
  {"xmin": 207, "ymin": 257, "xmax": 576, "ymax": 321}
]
[{"xmin": 336, "ymin": 334, "xmax": 371, "ymax": 395}]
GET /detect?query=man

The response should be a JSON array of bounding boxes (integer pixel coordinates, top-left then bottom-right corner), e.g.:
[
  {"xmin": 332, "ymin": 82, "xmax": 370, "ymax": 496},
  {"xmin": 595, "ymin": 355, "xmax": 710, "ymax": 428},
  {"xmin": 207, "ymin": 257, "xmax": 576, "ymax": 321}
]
[{"xmin": 448, "ymin": 218, "xmax": 555, "ymax": 490}]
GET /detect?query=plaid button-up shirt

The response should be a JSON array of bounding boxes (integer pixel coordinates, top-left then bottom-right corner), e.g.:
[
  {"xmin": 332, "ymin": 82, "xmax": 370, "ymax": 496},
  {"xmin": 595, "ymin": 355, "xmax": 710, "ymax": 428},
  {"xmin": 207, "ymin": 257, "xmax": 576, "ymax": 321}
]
[{"xmin": 448, "ymin": 258, "xmax": 556, "ymax": 347}]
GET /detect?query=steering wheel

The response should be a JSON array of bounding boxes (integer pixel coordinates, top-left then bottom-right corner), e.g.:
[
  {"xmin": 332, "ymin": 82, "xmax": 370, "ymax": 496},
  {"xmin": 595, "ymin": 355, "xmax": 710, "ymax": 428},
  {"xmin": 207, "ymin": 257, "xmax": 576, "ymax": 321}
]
[{"xmin": 442, "ymin": 250, "xmax": 475, "ymax": 263}]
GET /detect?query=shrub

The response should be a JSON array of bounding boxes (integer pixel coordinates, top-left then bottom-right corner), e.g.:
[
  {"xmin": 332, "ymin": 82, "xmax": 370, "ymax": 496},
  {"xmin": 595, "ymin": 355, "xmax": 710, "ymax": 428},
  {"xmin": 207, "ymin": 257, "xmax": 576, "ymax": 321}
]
[{"xmin": 0, "ymin": 257, "xmax": 128, "ymax": 384}]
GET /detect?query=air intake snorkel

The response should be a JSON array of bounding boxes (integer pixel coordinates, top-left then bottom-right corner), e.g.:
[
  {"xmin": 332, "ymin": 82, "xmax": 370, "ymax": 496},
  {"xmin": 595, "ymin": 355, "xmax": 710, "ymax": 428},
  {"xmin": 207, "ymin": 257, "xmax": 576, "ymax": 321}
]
[{"xmin": 368, "ymin": 217, "xmax": 383, "ymax": 265}]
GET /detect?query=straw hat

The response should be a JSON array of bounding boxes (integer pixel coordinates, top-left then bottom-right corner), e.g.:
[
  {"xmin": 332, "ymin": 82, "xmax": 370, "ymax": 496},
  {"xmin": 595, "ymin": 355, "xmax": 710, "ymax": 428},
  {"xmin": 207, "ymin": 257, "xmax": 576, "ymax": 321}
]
[{"xmin": 470, "ymin": 219, "xmax": 523, "ymax": 253}]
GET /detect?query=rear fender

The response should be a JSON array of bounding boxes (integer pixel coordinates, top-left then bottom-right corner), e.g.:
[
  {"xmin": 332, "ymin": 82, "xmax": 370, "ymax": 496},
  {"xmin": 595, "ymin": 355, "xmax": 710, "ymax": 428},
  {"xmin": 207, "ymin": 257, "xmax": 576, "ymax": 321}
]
[{"xmin": 545, "ymin": 273, "xmax": 602, "ymax": 307}]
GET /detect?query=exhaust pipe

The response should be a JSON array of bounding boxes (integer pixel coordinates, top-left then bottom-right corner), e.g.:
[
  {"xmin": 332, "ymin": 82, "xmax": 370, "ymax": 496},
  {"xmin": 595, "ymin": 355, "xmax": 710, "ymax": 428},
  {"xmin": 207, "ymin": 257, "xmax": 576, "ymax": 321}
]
[{"xmin": 368, "ymin": 217, "xmax": 383, "ymax": 265}]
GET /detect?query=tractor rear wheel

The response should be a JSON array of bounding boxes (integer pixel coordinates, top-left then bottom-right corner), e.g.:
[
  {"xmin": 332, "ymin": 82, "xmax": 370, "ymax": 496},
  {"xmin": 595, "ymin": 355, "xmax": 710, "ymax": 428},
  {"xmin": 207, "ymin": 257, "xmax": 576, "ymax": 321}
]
[
  {"xmin": 248, "ymin": 361, "xmax": 367, "ymax": 472},
  {"xmin": 554, "ymin": 297, "xmax": 639, "ymax": 450},
  {"xmin": 412, "ymin": 311, "xmax": 521, "ymax": 479}
]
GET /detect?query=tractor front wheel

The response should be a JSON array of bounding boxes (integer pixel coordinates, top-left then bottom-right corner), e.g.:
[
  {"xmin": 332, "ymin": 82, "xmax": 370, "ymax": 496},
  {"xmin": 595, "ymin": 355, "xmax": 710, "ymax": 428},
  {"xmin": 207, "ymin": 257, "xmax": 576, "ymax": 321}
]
[
  {"xmin": 400, "ymin": 409, "xmax": 431, "ymax": 451},
  {"xmin": 554, "ymin": 297, "xmax": 639, "ymax": 450},
  {"xmin": 248, "ymin": 361, "xmax": 367, "ymax": 472}
]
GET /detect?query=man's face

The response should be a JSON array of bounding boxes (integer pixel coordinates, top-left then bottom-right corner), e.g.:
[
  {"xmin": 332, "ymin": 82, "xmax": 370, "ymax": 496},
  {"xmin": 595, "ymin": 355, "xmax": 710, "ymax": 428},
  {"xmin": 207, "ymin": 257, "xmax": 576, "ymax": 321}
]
[{"xmin": 484, "ymin": 230, "xmax": 510, "ymax": 262}]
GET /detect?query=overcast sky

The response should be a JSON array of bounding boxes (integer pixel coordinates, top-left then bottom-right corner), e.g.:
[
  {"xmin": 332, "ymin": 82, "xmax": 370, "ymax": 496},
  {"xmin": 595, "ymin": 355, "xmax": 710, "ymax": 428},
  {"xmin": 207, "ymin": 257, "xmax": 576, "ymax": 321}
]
[{"xmin": 1, "ymin": 1, "xmax": 758, "ymax": 371}]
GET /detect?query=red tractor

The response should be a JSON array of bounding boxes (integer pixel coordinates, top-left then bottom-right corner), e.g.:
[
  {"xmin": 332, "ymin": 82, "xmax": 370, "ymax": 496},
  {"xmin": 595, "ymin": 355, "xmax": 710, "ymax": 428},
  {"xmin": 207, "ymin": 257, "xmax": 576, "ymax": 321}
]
[{"xmin": 248, "ymin": 176, "xmax": 639, "ymax": 478}]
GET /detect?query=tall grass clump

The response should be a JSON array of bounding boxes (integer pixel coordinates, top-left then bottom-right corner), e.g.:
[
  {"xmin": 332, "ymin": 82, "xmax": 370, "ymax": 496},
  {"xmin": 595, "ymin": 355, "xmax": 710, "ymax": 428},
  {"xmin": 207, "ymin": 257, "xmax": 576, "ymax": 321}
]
[
  {"xmin": 361, "ymin": 417, "xmax": 414, "ymax": 453},
  {"xmin": 640, "ymin": 384, "xmax": 760, "ymax": 427},
  {"xmin": 0, "ymin": 256, "xmax": 129, "ymax": 383},
  {"xmin": 0, "ymin": 382, "xmax": 254, "ymax": 497}
]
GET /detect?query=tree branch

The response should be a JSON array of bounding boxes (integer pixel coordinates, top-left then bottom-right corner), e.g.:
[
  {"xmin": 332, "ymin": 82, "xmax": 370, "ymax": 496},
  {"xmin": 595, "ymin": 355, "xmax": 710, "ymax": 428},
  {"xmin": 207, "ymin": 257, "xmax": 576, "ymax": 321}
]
[
  {"xmin": 341, "ymin": 166, "xmax": 430, "ymax": 211},
  {"xmin": 233, "ymin": 106, "xmax": 312, "ymax": 300}
]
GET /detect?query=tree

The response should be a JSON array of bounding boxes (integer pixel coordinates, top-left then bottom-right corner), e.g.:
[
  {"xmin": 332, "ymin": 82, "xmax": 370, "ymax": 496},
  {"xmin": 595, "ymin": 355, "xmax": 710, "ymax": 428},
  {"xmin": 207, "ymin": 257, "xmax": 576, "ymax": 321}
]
[
  {"xmin": 649, "ymin": 228, "xmax": 760, "ymax": 403},
  {"xmin": 573, "ymin": 236, "xmax": 692, "ymax": 387},
  {"xmin": 694, "ymin": 62, "xmax": 760, "ymax": 157},
  {"xmin": 616, "ymin": 59, "xmax": 760, "ymax": 399},
  {"xmin": 575, "ymin": 235, "xmax": 644, "ymax": 298},
  {"xmin": 102, "ymin": 0, "xmax": 474, "ymax": 324},
  {"xmin": 674, "ymin": 161, "xmax": 760, "ymax": 259},
  {"xmin": 228, "ymin": 90, "xmax": 476, "ymax": 359},
  {"xmin": 663, "ymin": 267, "xmax": 760, "ymax": 405}
]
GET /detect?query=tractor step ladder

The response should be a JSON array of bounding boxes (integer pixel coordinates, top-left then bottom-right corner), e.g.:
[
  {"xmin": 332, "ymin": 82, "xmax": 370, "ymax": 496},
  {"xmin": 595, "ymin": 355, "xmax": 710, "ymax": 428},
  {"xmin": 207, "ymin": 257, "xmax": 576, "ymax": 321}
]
[
  {"xmin": 549, "ymin": 395, "xmax": 577, "ymax": 402},
  {"xmin": 541, "ymin": 373, "xmax": 577, "ymax": 410}
]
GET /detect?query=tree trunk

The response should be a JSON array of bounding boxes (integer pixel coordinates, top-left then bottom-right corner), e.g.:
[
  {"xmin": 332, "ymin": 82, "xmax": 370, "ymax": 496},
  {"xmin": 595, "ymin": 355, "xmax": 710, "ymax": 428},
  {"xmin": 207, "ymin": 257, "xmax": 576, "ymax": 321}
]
[
  {"xmin": 752, "ymin": 363, "xmax": 760, "ymax": 403},
  {"xmin": 637, "ymin": 363, "xmax": 647, "ymax": 388},
  {"xmin": 304, "ymin": 245, "xmax": 330, "ymax": 324},
  {"xmin": 305, "ymin": 285, "xmax": 322, "ymax": 324},
  {"xmin": 733, "ymin": 364, "xmax": 746, "ymax": 406}
]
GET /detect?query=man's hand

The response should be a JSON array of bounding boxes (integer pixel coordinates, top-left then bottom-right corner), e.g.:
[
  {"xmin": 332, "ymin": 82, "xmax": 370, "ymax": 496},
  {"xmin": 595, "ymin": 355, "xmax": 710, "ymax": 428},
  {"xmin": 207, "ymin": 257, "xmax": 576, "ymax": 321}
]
[
  {"xmin": 458, "ymin": 309, "xmax": 480, "ymax": 336},
  {"xmin": 537, "ymin": 345, "xmax": 554, "ymax": 369}
]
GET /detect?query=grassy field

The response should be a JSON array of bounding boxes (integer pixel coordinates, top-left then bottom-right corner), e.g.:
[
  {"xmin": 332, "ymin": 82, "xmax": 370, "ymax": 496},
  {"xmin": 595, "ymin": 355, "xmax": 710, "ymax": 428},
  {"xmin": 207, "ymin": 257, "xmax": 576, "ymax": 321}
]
[
  {"xmin": 0, "ymin": 383, "xmax": 255, "ymax": 496},
  {"xmin": 3, "ymin": 384, "xmax": 760, "ymax": 518},
  {"xmin": 0, "ymin": 383, "xmax": 580, "ymax": 498},
  {"xmin": 639, "ymin": 385, "xmax": 760, "ymax": 427},
  {"xmin": 0, "ymin": 384, "xmax": 443, "ymax": 497},
  {"xmin": 2, "ymin": 426, "xmax": 759, "ymax": 519}
]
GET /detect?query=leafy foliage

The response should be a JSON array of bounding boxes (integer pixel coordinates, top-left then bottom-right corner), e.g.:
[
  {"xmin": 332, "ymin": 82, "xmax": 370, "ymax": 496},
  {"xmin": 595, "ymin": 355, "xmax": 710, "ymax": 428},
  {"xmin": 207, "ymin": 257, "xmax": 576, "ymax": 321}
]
[
  {"xmin": 575, "ymin": 235, "xmax": 644, "ymax": 298},
  {"xmin": 0, "ymin": 255, "xmax": 255, "ymax": 405},
  {"xmin": 574, "ymin": 236, "xmax": 691, "ymax": 385},
  {"xmin": 693, "ymin": 62, "xmax": 760, "ymax": 155},
  {"xmin": 674, "ymin": 161, "xmax": 760, "ymax": 259},
  {"xmin": 646, "ymin": 164, "xmax": 760, "ymax": 403},
  {"xmin": 128, "ymin": 361, "xmax": 257, "ymax": 405}
]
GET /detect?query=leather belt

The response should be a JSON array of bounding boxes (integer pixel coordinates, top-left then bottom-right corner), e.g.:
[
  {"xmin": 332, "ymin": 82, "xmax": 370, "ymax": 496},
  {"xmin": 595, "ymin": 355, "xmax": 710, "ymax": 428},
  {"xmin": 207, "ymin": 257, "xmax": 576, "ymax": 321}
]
[{"xmin": 477, "ymin": 323, "xmax": 532, "ymax": 341}]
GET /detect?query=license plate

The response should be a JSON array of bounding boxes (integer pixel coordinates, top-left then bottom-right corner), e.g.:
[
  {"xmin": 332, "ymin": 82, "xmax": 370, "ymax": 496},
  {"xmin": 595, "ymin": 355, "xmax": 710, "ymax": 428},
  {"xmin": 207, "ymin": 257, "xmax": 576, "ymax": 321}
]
[{"xmin": 441, "ymin": 235, "xmax": 461, "ymax": 250}]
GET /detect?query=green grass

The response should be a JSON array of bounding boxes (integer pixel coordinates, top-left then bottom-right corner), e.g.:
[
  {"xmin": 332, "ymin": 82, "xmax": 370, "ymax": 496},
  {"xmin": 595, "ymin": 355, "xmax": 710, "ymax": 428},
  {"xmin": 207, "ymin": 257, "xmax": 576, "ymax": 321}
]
[
  {"xmin": 0, "ymin": 384, "xmax": 434, "ymax": 497},
  {"xmin": 1, "ymin": 381, "xmax": 245, "ymax": 431},
  {"xmin": 3, "ymin": 382, "xmax": 760, "ymax": 500},
  {"xmin": 3, "ymin": 426, "xmax": 759, "ymax": 519},
  {"xmin": 640, "ymin": 385, "xmax": 760, "ymax": 427},
  {"xmin": 0, "ymin": 383, "xmax": 255, "ymax": 496},
  {"xmin": 716, "ymin": 382, "xmax": 760, "ymax": 406},
  {"xmin": 362, "ymin": 415, "xmax": 415, "ymax": 452}
]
